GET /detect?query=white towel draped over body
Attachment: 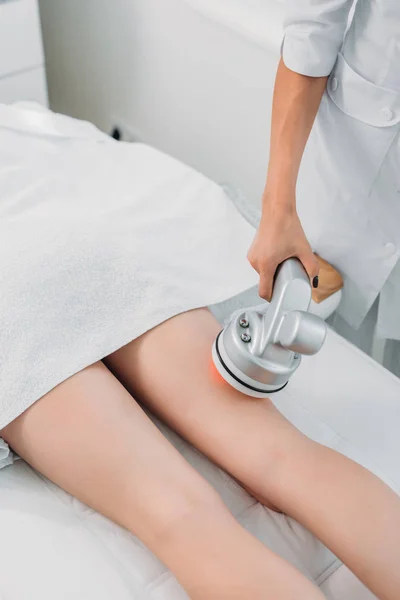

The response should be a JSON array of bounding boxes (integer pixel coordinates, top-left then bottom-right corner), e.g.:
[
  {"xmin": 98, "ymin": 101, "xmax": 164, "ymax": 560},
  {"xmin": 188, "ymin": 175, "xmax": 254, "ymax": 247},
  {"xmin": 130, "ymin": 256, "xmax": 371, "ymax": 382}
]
[{"xmin": 0, "ymin": 104, "xmax": 259, "ymax": 456}]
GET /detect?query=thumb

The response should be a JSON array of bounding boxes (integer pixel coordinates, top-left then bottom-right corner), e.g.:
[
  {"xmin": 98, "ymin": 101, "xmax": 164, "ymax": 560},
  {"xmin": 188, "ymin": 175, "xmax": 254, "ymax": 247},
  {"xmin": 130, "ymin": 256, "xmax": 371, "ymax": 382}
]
[
  {"xmin": 258, "ymin": 262, "xmax": 277, "ymax": 302},
  {"xmin": 299, "ymin": 250, "xmax": 320, "ymax": 288}
]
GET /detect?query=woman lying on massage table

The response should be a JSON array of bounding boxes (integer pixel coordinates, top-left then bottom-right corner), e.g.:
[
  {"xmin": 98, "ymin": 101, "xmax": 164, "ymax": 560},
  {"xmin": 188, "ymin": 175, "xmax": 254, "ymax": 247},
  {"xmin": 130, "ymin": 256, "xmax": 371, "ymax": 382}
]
[{"xmin": 0, "ymin": 104, "xmax": 399, "ymax": 600}]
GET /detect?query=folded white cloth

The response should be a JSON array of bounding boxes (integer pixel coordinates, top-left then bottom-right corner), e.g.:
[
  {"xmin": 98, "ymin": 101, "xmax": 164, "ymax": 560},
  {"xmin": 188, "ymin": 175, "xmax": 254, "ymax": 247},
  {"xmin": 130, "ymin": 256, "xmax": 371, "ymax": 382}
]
[
  {"xmin": 0, "ymin": 439, "xmax": 17, "ymax": 469},
  {"xmin": 0, "ymin": 104, "xmax": 259, "ymax": 440}
]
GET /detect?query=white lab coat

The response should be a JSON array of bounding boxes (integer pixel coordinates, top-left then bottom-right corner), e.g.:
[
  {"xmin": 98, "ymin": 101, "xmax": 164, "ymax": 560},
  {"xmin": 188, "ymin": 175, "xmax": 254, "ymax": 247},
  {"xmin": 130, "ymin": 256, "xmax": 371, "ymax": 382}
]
[{"xmin": 282, "ymin": 0, "xmax": 400, "ymax": 340}]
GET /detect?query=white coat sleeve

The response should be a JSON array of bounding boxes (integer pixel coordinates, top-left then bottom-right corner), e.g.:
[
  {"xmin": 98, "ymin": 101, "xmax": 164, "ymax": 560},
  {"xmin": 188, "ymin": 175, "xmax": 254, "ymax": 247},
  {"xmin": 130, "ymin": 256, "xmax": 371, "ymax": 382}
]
[{"xmin": 282, "ymin": 0, "xmax": 355, "ymax": 77}]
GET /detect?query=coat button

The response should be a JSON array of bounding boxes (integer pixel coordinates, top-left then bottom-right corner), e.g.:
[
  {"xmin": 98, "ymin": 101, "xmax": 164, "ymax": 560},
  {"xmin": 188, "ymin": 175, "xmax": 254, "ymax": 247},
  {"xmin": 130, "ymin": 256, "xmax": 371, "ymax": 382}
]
[
  {"xmin": 330, "ymin": 77, "xmax": 338, "ymax": 92},
  {"xmin": 381, "ymin": 107, "xmax": 394, "ymax": 122},
  {"xmin": 384, "ymin": 242, "xmax": 396, "ymax": 257}
]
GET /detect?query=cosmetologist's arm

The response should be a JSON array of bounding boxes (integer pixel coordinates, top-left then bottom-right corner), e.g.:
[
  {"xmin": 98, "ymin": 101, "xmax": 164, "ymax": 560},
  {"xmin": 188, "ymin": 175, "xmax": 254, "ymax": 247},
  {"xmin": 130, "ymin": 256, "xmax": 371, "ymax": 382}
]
[
  {"xmin": 248, "ymin": 59, "xmax": 326, "ymax": 300},
  {"xmin": 248, "ymin": 0, "xmax": 354, "ymax": 300}
]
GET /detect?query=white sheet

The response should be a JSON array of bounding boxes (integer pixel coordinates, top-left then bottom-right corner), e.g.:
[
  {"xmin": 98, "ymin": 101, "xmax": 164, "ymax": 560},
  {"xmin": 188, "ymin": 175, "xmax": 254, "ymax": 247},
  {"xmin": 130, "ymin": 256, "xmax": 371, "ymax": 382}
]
[{"xmin": 0, "ymin": 318, "xmax": 399, "ymax": 600}]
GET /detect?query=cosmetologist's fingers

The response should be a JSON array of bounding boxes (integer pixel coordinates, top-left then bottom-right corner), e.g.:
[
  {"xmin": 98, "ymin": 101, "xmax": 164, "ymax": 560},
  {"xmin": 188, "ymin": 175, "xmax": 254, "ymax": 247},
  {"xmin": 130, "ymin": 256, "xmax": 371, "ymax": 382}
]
[{"xmin": 298, "ymin": 250, "xmax": 320, "ymax": 288}]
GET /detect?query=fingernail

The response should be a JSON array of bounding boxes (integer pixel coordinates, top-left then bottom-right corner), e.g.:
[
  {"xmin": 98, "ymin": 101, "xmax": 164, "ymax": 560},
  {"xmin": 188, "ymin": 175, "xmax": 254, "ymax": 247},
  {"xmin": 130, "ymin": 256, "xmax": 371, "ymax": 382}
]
[{"xmin": 313, "ymin": 276, "xmax": 319, "ymax": 289}]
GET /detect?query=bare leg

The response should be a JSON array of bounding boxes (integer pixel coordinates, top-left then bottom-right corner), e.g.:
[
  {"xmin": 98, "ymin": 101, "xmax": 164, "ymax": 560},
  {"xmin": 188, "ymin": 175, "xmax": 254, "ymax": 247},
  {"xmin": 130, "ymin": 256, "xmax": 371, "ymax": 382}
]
[
  {"xmin": 1, "ymin": 362, "xmax": 323, "ymax": 600},
  {"xmin": 105, "ymin": 308, "xmax": 400, "ymax": 600}
]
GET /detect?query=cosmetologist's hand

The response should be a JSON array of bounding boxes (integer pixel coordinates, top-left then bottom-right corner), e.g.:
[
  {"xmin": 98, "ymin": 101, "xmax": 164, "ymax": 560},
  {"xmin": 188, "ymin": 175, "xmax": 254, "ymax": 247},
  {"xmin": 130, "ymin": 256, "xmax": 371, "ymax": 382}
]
[{"xmin": 247, "ymin": 198, "xmax": 319, "ymax": 302}]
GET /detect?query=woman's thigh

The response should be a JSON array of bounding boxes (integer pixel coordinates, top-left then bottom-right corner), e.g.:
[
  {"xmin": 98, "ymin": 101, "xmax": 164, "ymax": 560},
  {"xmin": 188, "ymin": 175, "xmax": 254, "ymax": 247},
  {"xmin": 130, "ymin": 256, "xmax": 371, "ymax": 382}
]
[
  {"xmin": 0, "ymin": 362, "xmax": 217, "ymax": 544},
  {"xmin": 104, "ymin": 308, "xmax": 306, "ymax": 505}
]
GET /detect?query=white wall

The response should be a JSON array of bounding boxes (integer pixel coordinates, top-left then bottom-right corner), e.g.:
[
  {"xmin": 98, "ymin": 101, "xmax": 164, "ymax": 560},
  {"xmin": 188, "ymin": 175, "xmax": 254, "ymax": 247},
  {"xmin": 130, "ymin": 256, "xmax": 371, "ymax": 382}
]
[{"xmin": 38, "ymin": 0, "xmax": 282, "ymax": 203}]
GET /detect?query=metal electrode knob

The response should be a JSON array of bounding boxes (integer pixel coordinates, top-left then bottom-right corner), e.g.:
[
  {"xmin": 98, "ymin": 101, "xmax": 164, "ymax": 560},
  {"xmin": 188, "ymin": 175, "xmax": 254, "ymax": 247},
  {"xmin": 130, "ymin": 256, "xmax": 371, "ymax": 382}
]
[{"xmin": 276, "ymin": 310, "xmax": 327, "ymax": 355}]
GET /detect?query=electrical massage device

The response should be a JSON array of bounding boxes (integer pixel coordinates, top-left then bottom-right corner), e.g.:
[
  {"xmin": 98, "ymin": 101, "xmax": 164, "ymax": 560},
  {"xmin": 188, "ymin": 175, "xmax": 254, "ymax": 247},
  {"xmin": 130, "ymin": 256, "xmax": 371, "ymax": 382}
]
[{"xmin": 212, "ymin": 258, "xmax": 328, "ymax": 397}]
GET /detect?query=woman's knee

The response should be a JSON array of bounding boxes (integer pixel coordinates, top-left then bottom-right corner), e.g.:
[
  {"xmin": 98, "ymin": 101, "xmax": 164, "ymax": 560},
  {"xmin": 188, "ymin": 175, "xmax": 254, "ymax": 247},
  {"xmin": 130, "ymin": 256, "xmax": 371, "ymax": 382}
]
[{"xmin": 138, "ymin": 475, "xmax": 226, "ymax": 551}]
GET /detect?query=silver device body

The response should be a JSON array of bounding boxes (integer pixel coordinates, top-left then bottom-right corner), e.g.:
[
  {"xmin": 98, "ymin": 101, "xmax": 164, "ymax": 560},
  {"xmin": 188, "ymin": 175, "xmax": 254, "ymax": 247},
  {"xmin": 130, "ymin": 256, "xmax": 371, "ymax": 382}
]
[{"xmin": 212, "ymin": 258, "xmax": 328, "ymax": 397}]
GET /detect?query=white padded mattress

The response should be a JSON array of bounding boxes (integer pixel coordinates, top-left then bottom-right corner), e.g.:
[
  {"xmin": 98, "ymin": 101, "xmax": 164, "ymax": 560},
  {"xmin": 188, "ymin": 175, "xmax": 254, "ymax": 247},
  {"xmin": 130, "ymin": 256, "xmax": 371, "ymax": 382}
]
[{"xmin": 0, "ymin": 310, "xmax": 399, "ymax": 599}]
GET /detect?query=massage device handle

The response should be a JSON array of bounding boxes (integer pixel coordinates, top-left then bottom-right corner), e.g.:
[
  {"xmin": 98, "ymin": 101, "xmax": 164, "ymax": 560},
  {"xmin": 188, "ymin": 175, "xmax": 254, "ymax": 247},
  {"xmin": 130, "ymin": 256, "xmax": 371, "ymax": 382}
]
[{"xmin": 262, "ymin": 258, "xmax": 327, "ymax": 355}]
